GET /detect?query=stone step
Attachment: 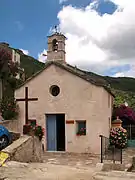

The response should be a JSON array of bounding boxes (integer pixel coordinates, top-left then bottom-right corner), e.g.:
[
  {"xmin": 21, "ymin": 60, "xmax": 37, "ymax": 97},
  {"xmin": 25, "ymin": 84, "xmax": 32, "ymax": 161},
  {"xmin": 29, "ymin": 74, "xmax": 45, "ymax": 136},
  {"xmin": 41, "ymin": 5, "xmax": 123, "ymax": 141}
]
[
  {"xmin": 93, "ymin": 175, "xmax": 135, "ymax": 180},
  {"xmin": 93, "ymin": 171, "xmax": 135, "ymax": 180},
  {"xmin": 43, "ymin": 152, "xmax": 99, "ymax": 159}
]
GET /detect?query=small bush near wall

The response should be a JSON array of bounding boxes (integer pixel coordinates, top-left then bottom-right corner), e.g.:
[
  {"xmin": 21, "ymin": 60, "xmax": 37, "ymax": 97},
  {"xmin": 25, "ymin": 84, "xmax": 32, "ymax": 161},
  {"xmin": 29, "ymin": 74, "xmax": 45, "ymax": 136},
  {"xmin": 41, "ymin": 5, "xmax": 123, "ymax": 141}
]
[
  {"xmin": 0, "ymin": 97, "xmax": 19, "ymax": 120},
  {"xmin": 110, "ymin": 127, "xmax": 128, "ymax": 149},
  {"xmin": 23, "ymin": 124, "xmax": 44, "ymax": 141}
]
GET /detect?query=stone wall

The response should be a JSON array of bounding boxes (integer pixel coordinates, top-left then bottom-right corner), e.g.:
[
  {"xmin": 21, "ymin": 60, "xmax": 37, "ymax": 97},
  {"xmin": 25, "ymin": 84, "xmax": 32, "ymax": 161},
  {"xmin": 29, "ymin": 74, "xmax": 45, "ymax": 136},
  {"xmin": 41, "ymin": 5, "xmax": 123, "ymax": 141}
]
[
  {"xmin": 0, "ymin": 120, "xmax": 20, "ymax": 133},
  {"xmin": 2, "ymin": 135, "xmax": 43, "ymax": 163}
]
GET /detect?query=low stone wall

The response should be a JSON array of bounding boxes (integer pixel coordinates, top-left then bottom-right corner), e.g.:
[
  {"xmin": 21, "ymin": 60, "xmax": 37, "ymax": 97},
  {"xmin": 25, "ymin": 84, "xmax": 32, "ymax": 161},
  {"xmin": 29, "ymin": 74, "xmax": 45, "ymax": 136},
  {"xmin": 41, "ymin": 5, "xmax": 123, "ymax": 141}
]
[
  {"xmin": 0, "ymin": 120, "xmax": 20, "ymax": 133},
  {"xmin": 2, "ymin": 135, "xmax": 43, "ymax": 163}
]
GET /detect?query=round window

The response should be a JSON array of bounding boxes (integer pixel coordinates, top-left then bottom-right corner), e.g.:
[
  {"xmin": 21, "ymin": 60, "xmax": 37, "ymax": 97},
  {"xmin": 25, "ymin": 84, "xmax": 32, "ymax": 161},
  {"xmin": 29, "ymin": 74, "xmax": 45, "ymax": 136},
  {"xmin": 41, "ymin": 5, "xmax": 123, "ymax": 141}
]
[{"xmin": 50, "ymin": 85, "xmax": 60, "ymax": 96}]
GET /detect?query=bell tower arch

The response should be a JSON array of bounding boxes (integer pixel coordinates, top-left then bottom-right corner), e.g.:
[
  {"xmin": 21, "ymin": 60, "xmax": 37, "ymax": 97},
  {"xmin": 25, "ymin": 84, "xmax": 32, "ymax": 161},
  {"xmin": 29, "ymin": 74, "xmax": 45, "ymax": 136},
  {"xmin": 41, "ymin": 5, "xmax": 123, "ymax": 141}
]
[{"xmin": 47, "ymin": 32, "xmax": 66, "ymax": 63}]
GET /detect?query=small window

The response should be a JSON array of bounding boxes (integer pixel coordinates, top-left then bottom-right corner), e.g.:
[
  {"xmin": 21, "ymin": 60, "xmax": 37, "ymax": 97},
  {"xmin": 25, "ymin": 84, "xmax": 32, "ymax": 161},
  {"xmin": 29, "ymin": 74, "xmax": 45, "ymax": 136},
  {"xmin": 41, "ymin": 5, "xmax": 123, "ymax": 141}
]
[
  {"xmin": 76, "ymin": 120, "xmax": 86, "ymax": 136},
  {"xmin": 50, "ymin": 85, "xmax": 60, "ymax": 96}
]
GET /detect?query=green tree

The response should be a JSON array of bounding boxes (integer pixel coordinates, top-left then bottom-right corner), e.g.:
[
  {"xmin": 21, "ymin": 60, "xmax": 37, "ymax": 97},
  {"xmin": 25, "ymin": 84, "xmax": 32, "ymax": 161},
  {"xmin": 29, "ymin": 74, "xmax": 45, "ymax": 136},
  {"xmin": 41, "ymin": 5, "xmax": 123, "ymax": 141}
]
[{"xmin": 0, "ymin": 97, "xmax": 19, "ymax": 120}]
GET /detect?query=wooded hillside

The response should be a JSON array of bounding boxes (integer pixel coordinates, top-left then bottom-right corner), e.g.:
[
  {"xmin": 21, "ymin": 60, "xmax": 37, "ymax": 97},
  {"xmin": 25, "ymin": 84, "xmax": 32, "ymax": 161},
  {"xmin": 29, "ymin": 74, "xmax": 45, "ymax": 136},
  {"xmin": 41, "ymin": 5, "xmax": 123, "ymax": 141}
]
[{"xmin": 1, "ymin": 43, "xmax": 135, "ymax": 110}]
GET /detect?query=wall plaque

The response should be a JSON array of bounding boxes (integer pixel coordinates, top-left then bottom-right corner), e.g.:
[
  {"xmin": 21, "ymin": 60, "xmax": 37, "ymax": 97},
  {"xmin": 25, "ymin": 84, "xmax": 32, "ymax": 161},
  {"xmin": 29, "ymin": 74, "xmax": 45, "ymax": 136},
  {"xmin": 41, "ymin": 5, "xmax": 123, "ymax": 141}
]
[{"xmin": 66, "ymin": 120, "xmax": 74, "ymax": 124}]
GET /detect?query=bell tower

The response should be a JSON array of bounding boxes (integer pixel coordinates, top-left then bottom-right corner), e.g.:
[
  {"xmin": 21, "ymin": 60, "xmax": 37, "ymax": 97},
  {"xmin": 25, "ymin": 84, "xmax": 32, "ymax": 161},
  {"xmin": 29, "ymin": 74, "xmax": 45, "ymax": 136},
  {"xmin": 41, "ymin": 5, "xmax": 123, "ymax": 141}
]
[{"xmin": 47, "ymin": 29, "xmax": 66, "ymax": 63}]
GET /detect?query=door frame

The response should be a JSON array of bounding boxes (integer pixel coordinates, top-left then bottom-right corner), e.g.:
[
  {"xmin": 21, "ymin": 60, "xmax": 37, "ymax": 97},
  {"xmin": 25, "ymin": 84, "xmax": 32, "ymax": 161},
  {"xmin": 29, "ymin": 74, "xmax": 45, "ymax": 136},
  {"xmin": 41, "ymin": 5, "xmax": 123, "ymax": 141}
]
[{"xmin": 45, "ymin": 113, "xmax": 66, "ymax": 152}]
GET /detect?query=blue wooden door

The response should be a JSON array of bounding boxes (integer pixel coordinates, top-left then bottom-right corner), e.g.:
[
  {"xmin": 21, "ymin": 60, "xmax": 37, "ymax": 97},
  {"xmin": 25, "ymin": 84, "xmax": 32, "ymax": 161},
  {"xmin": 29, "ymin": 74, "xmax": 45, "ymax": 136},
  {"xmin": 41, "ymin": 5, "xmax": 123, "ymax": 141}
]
[{"xmin": 46, "ymin": 115, "xmax": 57, "ymax": 151}]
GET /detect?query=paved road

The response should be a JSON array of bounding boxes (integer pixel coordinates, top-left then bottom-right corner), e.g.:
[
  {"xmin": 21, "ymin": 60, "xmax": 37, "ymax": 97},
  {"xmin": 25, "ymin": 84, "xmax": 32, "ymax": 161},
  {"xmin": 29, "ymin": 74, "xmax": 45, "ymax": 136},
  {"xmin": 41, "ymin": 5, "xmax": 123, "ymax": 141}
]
[
  {"xmin": 1, "ymin": 153, "xmax": 134, "ymax": 180},
  {"xmin": 0, "ymin": 162, "xmax": 97, "ymax": 180},
  {"xmin": 0, "ymin": 153, "xmax": 99, "ymax": 180}
]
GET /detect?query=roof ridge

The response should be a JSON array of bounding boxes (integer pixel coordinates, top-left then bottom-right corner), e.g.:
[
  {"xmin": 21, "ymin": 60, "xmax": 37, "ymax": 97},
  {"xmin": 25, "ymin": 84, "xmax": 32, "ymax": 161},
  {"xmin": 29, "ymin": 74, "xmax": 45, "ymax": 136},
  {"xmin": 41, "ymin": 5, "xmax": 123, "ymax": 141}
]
[{"xmin": 16, "ymin": 60, "xmax": 114, "ymax": 96}]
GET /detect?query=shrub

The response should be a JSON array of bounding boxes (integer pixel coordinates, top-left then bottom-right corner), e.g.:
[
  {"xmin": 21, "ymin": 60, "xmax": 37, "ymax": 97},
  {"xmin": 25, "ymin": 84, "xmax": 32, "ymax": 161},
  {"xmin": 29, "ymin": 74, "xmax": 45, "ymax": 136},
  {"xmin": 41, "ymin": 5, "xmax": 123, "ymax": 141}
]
[
  {"xmin": 23, "ymin": 124, "xmax": 44, "ymax": 141},
  {"xmin": 110, "ymin": 127, "xmax": 128, "ymax": 149},
  {"xmin": 76, "ymin": 128, "xmax": 86, "ymax": 136},
  {"xmin": 0, "ymin": 97, "xmax": 19, "ymax": 120},
  {"xmin": 112, "ymin": 104, "xmax": 135, "ymax": 124},
  {"xmin": 0, "ymin": 47, "xmax": 19, "ymax": 78},
  {"xmin": 34, "ymin": 125, "xmax": 44, "ymax": 141}
]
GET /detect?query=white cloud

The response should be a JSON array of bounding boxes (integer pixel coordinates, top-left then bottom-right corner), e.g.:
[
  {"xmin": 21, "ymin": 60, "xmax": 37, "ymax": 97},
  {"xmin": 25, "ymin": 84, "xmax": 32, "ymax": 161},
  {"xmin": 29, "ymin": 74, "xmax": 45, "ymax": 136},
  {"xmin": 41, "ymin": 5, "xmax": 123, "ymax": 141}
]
[
  {"xmin": 113, "ymin": 72, "xmax": 125, "ymax": 77},
  {"xmin": 20, "ymin": 49, "xmax": 29, "ymax": 55},
  {"xmin": 59, "ymin": 0, "xmax": 68, "ymax": 4},
  {"xmin": 113, "ymin": 65, "xmax": 135, "ymax": 77},
  {"xmin": 38, "ymin": 49, "xmax": 47, "ymax": 63},
  {"xmin": 57, "ymin": 0, "xmax": 135, "ymax": 76}
]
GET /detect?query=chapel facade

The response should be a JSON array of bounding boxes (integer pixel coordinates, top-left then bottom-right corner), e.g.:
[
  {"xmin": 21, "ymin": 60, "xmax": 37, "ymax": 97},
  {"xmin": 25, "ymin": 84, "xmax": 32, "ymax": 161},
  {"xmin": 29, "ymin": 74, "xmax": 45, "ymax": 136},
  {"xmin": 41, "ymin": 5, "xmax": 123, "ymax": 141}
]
[{"xmin": 15, "ymin": 31, "xmax": 114, "ymax": 154}]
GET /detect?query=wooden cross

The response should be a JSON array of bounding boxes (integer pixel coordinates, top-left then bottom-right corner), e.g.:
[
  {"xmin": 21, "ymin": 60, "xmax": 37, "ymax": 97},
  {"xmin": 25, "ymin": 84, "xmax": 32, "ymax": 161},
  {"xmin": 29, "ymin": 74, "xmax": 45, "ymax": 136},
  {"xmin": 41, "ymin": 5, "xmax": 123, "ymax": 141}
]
[{"xmin": 16, "ymin": 87, "xmax": 38, "ymax": 124}]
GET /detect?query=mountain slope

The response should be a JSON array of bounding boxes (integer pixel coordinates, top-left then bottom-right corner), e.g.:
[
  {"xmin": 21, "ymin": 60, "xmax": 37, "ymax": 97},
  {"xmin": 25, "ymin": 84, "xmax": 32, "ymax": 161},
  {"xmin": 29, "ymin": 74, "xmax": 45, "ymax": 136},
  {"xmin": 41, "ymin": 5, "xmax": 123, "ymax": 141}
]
[
  {"xmin": 20, "ymin": 54, "xmax": 44, "ymax": 79},
  {"xmin": 14, "ymin": 48, "xmax": 45, "ymax": 79},
  {"xmin": 85, "ymin": 72, "xmax": 135, "ymax": 110},
  {"xmin": 1, "ymin": 43, "xmax": 135, "ymax": 110},
  {"xmin": 104, "ymin": 76, "xmax": 135, "ymax": 92},
  {"xmin": 19, "ymin": 54, "xmax": 135, "ymax": 110},
  {"xmin": 20, "ymin": 56, "xmax": 135, "ymax": 109}
]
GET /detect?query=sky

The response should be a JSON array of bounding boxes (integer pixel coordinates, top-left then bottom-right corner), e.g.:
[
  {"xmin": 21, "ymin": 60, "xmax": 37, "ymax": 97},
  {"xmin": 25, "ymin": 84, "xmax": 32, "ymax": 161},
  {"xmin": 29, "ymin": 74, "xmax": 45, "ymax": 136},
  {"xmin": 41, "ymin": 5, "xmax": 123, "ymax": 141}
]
[{"xmin": 0, "ymin": 0, "xmax": 135, "ymax": 77}]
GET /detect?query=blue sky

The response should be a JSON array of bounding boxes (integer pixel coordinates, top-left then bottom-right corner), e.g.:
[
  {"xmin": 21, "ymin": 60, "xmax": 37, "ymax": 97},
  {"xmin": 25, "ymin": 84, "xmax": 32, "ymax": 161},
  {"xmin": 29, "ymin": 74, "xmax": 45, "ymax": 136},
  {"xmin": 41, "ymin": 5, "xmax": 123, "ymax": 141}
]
[
  {"xmin": 0, "ymin": 0, "xmax": 61, "ymax": 57},
  {"xmin": 0, "ymin": 0, "xmax": 115, "ymax": 56},
  {"xmin": 0, "ymin": 0, "xmax": 134, "ymax": 77}
]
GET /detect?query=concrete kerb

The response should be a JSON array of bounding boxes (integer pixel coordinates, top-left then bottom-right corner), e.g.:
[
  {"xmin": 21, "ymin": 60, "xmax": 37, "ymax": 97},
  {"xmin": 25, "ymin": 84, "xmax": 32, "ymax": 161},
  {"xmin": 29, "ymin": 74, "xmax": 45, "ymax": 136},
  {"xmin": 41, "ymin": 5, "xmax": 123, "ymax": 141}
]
[
  {"xmin": 96, "ymin": 162, "xmax": 133, "ymax": 172},
  {"xmin": 93, "ymin": 171, "xmax": 135, "ymax": 180}
]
